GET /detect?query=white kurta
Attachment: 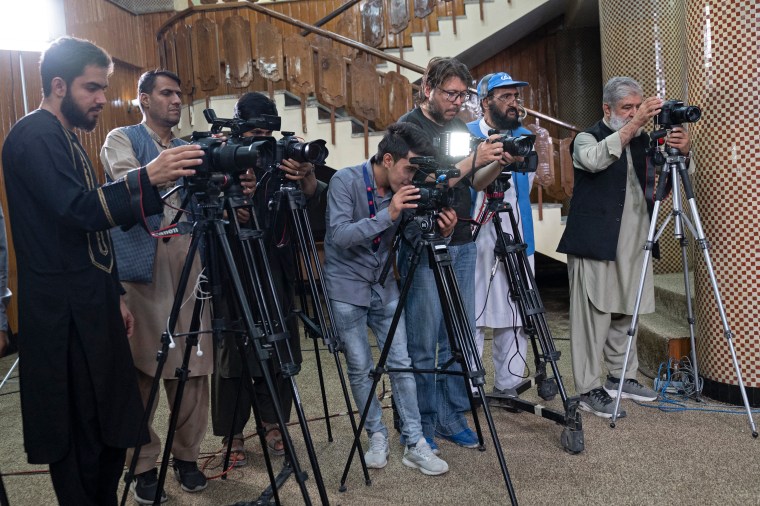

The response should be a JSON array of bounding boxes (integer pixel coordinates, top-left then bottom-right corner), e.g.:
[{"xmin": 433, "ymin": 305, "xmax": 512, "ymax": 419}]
[{"xmin": 472, "ymin": 119, "xmax": 536, "ymax": 329}]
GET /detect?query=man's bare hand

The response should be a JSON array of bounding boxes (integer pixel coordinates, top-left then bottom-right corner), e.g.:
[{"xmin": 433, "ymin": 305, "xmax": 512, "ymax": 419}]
[
  {"xmin": 475, "ymin": 134, "xmax": 506, "ymax": 168},
  {"xmin": 437, "ymin": 207, "xmax": 458, "ymax": 237},
  {"xmin": 120, "ymin": 297, "xmax": 134, "ymax": 338},
  {"xmin": 632, "ymin": 96, "xmax": 663, "ymax": 130},
  {"xmin": 281, "ymin": 159, "xmax": 318, "ymax": 196},
  {"xmin": 236, "ymin": 208, "xmax": 251, "ymax": 224},
  {"xmin": 389, "ymin": 185, "xmax": 420, "ymax": 221},
  {"xmin": 145, "ymin": 144, "xmax": 204, "ymax": 186},
  {"xmin": 240, "ymin": 169, "xmax": 257, "ymax": 196},
  {"xmin": 666, "ymin": 126, "xmax": 691, "ymax": 155}
]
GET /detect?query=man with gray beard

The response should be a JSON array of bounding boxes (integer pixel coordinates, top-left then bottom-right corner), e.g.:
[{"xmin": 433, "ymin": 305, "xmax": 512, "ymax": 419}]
[{"xmin": 557, "ymin": 76, "xmax": 691, "ymax": 418}]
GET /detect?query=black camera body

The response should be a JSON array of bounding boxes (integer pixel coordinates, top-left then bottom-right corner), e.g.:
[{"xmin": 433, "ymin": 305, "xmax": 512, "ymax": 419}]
[
  {"xmin": 409, "ymin": 156, "xmax": 459, "ymax": 212},
  {"xmin": 656, "ymin": 99, "xmax": 701, "ymax": 129},
  {"xmin": 491, "ymin": 132, "xmax": 536, "ymax": 157},
  {"xmin": 485, "ymin": 129, "xmax": 538, "ymax": 173}
]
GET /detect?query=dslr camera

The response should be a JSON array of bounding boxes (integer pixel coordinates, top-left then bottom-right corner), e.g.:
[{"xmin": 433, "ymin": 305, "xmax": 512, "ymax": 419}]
[{"xmin": 655, "ymin": 99, "xmax": 701, "ymax": 129}]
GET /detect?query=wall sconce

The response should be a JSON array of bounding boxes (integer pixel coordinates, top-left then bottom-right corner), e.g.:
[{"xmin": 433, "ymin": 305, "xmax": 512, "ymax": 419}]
[{"xmin": 127, "ymin": 98, "xmax": 140, "ymax": 114}]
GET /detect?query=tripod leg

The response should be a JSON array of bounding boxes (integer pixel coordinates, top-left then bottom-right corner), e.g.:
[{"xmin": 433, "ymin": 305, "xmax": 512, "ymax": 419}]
[
  {"xmin": 118, "ymin": 219, "xmax": 205, "ymax": 506},
  {"xmin": 429, "ymin": 243, "xmax": 518, "ymax": 504},
  {"xmin": 678, "ymin": 166, "xmax": 758, "ymax": 437},
  {"xmin": 288, "ymin": 204, "xmax": 370, "ymax": 481},
  {"xmin": 609, "ymin": 164, "xmax": 674, "ymax": 427}
]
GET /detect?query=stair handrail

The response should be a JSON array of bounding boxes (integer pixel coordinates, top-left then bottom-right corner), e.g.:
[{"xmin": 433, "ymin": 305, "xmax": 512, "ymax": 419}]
[{"xmin": 156, "ymin": 0, "xmax": 580, "ymax": 133}]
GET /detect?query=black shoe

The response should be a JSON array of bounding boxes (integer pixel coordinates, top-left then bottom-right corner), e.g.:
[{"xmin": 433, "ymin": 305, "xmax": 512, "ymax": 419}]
[
  {"xmin": 130, "ymin": 468, "xmax": 167, "ymax": 505},
  {"xmin": 172, "ymin": 459, "xmax": 208, "ymax": 493}
]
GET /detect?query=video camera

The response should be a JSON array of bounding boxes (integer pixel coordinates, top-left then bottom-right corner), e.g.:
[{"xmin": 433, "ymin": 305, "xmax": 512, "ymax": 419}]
[
  {"xmin": 409, "ymin": 155, "xmax": 459, "ymax": 211},
  {"xmin": 189, "ymin": 109, "xmax": 279, "ymax": 189},
  {"xmin": 189, "ymin": 109, "xmax": 329, "ymax": 191}
]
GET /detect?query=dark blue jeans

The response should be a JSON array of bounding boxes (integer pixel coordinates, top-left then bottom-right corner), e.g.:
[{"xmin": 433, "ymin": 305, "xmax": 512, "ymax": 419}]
[{"xmin": 398, "ymin": 240, "xmax": 476, "ymax": 438}]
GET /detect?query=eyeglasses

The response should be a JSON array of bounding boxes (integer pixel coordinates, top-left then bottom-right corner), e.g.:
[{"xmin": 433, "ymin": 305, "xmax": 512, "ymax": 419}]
[
  {"xmin": 436, "ymin": 87, "xmax": 471, "ymax": 103},
  {"xmin": 491, "ymin": 92, "xmax": 520, "ymax": 104}
]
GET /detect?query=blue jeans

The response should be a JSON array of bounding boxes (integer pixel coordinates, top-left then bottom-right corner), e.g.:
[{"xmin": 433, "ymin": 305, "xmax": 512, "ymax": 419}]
[
  {"xmin": 398, "ymin": 240, "xmax": 476, "ymax": 437},
  {"xmin": 331, "ymin": 291, "xmax": 423, "ymax": 444}
]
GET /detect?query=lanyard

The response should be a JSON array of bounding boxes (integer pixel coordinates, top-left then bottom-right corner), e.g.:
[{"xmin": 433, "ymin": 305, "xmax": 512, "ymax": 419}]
[{"xmin": 361, "ymin": 161, "xmax": 382, "ymax": 252}]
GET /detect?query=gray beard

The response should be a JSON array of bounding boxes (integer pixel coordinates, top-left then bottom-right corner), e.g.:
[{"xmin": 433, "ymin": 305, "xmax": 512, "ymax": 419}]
[{"xmin": 609, "ymin": 114, "xmax": 629, "ymax": 131}]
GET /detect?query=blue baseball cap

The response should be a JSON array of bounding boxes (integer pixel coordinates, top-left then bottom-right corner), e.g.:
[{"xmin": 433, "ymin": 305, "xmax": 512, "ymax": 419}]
[{"xmin": 477, "ymin": 72, "xmax": 528, "ymax": 100}]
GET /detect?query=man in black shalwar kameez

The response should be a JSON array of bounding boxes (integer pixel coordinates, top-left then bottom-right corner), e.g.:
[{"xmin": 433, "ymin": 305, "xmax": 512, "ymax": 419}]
[{"xmin": 1, "ymin": 36, "xmax": 204, "ymax": 505}]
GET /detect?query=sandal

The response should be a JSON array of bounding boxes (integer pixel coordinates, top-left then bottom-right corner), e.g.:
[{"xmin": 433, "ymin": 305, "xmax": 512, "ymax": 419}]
[
  {"xmin": 264, "ymin": 423, "xmax": 286, "ymax": 456},
  {"xmin": 221, "ymin": 436, "xmax": 248, "ymax": 467}
]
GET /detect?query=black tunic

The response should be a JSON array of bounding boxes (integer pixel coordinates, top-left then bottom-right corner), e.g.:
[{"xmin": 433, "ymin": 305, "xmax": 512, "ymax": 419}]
[{"xmin": 1, "ymin": 109, "xmax": 162, "ymax": 464}]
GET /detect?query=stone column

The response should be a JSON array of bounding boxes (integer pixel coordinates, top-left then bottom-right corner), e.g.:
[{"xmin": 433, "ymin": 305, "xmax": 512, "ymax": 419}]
[{"xmin": 685, "ymin": 0, "xmax": 760, "ymax": 404}]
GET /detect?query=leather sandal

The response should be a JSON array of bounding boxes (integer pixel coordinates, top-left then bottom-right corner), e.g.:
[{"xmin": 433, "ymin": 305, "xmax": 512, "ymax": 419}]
[
  {"xmin": 263, "ymin": 423, "xmax": 286, "ymax": 456},
  {"xmin": 221, "ymin": 436, "xmax": 248, "ymax": 467}
]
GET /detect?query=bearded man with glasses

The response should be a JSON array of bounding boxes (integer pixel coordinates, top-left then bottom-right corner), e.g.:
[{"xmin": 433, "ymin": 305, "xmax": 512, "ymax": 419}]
[{"xmin": 396, "ymin": 57, "xmax": 504, "ymax": 453}]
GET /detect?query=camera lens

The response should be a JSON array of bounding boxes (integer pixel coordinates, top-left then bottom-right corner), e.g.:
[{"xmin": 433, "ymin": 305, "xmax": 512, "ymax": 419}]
[
  {"xmin": 672, "ymin": 105, "xmax": 701, "ymax": 124},
  {"xmin": 286, "ymin": 140, "xmax": 329, "ymax": 164},
  {"xmin": 503, "ymin": 135, "xmax": 534, "ymax": 157}
]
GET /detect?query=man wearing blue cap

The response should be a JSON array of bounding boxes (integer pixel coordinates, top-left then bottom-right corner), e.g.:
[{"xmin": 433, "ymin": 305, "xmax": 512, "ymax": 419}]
[{"xmin": 467, "ymin": 72, "xmax": 535, "ymax": 399}]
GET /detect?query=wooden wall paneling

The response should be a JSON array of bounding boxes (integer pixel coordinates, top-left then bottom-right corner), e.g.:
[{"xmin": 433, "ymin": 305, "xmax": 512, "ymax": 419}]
[
  {"xmin": 63, "ymin": 0, "xmax": 146, "ymax": 68},
  {"xmin": 317, "ymin": 50, "xmax": 347, "ymax": 146},
  {"xmin": 348, "ymin": 57, "xmax": 380, "ymax": 158},
  {"xmin": 389, "ymin": 0, "xmax": 410, "ymax": 35},
  {"xmin": 176, "ymin": 24, "xmax": 196, "ymax": 97},
  {"xmin": 361, "ymin": 0, "xmax": 385, "ymax": 48},
  {"xmin": 223, "ymin": 15, "xmax": 254, "ymax": 89},
  {"xmin": 558, "ymin": 136, "xmax": 574, "ymax": 198},
  {"xmin": 163, "ymin": 29, "xmax": 179, "ymax": 76},
  {"xmin": 377, "ymin": 70, "xmax": 411, "ymax": 129},
  {"xmin": 0, "ymin": 50, "xmax": 25, "ymax": 334},
  {"xmin": 20, "ymin": 53, "xmax": 43, "ymax": 114},
  {"xmin": 284, "ymin": 34, "xmax": 316, "ymax": 133},
  {"xmin": 254, "ymin": 22, "xmax": 285, "ymax": 83},
  {"xmin": 192, "ymin": 17, "xmax": 221, "ymax": 93},
  {"xmin": 335, "ymin": 11, "xmax": 359, "ymax": 60},
  {"xmin": 414, "ymin": 0, "xmax": 436, "ymax": 18}
]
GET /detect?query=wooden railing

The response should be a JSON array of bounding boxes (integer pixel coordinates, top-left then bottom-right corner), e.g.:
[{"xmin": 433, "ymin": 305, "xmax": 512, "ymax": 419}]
[{"xmin": 156, "ymin": 0, "xmax": 578, "ymax": 204}]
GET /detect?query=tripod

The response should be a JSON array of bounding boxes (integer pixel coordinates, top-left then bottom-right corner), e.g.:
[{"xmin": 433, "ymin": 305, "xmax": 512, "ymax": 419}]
[
  {"xmin": 268, "ymin": 180, "xmax": 370, "ymax": 483},
  {"xmin": 338, "ymin": 212, "xmax": 519, "ymax": 505},
  {"xmin": 610, "ymin": 145, "xmax": 757, "ymax": 437},
  {"xmin": 120, "ymin": 180, "xmax": 328, "ymax": 506},
  {"xmin": 472, "ymin": 178, "xmax": 584, "ymax": 454}
]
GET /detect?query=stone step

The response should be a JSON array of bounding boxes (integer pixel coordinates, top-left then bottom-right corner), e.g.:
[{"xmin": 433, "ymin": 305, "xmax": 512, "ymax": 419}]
[
  {"xmin": 637, "ymin": 272, "xmax": 695, "ymax": 378},
  {"xmin": 653, "ymin": 272, "xmax": 695, "ymax": 319}
]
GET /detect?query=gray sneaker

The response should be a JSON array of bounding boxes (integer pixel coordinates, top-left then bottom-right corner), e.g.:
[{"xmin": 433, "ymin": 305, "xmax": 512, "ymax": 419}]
[
  {"xmin": 402, "ymin": 438, "xmax": 449, "ymax": 476},
  {"xmin": 604, "ymin": 376, "xmax": 658, "ymax": 402},
  {"xmin": 364, "ymin": 432, "xmax": 389, "ymax": 469},
  {"xmin": 579, "ymin": 387, "xmax": 627, "ymax": 419}
]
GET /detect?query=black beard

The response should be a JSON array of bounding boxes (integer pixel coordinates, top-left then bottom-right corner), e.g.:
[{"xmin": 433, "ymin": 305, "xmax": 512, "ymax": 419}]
[
  {"xmin": 488, "ymin": 101, "xmax": 521, "ymax": 131},
  {"xmin": 61, "ymin": 91, "xmax": 98, "ymax": 131}
]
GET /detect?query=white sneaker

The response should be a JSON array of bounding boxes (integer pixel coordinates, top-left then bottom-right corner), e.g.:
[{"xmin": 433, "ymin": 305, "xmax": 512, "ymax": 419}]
[
  {"xmin": 364, "ymin": 432, "xmax": 389, "ymax": 469},
  {"xmin": 402, "ymin": 438, "xmax": 449, "ymax": 476}
]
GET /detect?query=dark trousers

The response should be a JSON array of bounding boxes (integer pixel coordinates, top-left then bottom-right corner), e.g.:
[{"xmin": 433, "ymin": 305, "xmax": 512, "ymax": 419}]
[
  {"xmin": 212, "ymin": 367, "xmax": 294, "ymax": 437},
  {"xmin": 49, "ymin": 330, "xmax": 126, "ymax": 506}
]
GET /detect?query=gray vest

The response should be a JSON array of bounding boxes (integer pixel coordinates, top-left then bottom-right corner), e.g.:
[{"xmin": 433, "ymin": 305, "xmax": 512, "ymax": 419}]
[{"xmin": 109, "ymin": 124, "xmax": 186, "ymax": 282}]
